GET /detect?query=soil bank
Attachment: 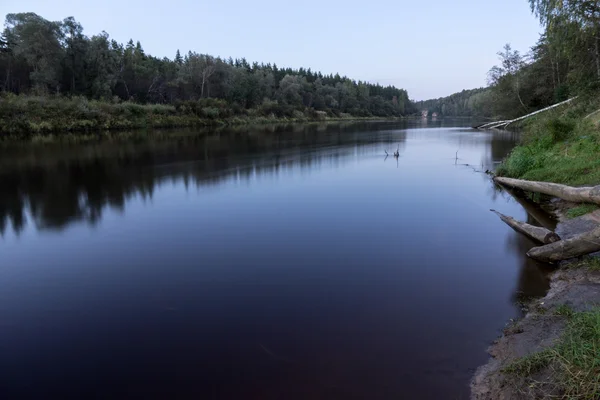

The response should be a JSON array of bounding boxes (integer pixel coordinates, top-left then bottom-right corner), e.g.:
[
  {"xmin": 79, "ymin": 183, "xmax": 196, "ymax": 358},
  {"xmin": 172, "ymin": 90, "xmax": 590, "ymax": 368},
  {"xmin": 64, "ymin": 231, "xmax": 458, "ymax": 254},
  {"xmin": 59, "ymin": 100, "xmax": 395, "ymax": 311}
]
[{"xmin": 471, "ymin": 206, "xmax": 600, "ymax": 399}]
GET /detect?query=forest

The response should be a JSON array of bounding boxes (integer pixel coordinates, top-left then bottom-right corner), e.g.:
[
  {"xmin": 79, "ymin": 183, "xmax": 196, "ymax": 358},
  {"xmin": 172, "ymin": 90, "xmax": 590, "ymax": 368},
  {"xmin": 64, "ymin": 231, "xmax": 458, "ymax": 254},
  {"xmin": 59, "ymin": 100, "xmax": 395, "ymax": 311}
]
[
  {"xmin": 0, "ymin": 12, "xmax": 414, "ymax": 135},
  {"xmin": 489, "ymin": 0, "xmax": 600, "ymax": 191},
  {"xmin": 418, "ymin": 0, "xmax": 600, "ymax": 120},
  {"xmin": 484, "ymin": 0, "xmax": 600, "ymax": 119},
  {"xmin": 413, "ymin": 88, "xmax": 494, "ymax": 118},
  {"xmin": 2, "ymin": 1, "xmax": 599, "ymax": 133}
]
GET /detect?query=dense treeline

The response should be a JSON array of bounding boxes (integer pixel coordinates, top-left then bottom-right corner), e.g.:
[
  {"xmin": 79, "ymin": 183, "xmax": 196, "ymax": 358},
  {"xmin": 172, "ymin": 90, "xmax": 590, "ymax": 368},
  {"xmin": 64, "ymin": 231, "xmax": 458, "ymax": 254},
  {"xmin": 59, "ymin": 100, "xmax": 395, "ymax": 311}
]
[
  {"xmin": 0, "ymin": 12, "xmax": 414, "ymax": 124},
  {"xmin": 414, "ymin": 88, "xmax": 494, "ymax": 118},
  {"xmin": 487, "ymin": 0, "xmax": 600, "ymax": 119},
  {"xmin": 419, "ymin": 0, "xmax": 600, "ymax": 121},
  {"xmin": 495, "ymin": 1, "xmax": 600, "ymax": 191}
]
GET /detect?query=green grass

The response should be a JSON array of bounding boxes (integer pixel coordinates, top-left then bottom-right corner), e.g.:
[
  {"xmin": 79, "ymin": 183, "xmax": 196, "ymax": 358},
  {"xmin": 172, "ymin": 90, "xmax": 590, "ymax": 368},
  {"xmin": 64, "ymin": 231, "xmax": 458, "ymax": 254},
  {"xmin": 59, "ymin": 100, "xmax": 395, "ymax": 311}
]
[
  {"xmin": 569, "ymin": 256, "xmax": 600, "ymax": 272},
  {"xmin": 497, "ymin": 96, "xmax": 600, "ymax": 186},
  {"xmin": 567, "ymin": 204, "xmax": 600, "ymax": 219},
  {"xmin": 503, "ymin": 349, "xmax": 553, "ymax": 376},
  {"xmin": 553, "ymin": 308, "xmax": 600, "ymax": 399},
  {"xmin": 555, "ymin": 304, "xmax": 575, "ymax": 317},
  {"xmin": 504, "ymin": 307, "xmax": 600, "ymax": 399}
]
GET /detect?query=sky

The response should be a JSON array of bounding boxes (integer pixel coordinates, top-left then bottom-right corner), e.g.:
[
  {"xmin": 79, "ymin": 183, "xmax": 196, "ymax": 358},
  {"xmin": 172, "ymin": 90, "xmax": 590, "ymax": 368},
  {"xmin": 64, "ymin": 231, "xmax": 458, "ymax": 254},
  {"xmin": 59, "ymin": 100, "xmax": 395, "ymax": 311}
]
[{"xmin": 1, "ymin": 0, "xmax": 542, "ymax": 100}]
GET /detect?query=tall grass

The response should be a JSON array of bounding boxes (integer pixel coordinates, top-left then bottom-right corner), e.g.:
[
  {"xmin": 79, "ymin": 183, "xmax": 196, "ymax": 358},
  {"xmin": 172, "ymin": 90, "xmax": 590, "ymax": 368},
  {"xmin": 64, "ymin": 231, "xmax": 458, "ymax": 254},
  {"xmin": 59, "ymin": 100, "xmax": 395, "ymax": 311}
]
[
  {"xmin": 497, "ymin": 96, "xmax": 600, "ymax": 186},
  {"xmin": 554, "ymin": 308, "xmax": 600, "ymax": 398},
  {"xmin": 504, "ymin": 307, "xmax": 600, "ymax": 399}
]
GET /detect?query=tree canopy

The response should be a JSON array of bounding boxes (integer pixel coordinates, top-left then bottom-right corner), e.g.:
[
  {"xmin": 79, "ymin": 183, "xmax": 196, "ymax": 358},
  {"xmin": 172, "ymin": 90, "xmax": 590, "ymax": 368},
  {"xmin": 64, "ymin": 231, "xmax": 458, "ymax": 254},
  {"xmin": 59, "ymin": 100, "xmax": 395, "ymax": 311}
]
[
  {"xmin": 480, "ymin": 0, "xmax": 600, "ymax": 119},
  {"xmin": 414, "ymin": 88, "xmax": 494, "ymax": 118},
  {"xmin": 0, "ymin": 13, "xmax": 414, "ymax": 118}
]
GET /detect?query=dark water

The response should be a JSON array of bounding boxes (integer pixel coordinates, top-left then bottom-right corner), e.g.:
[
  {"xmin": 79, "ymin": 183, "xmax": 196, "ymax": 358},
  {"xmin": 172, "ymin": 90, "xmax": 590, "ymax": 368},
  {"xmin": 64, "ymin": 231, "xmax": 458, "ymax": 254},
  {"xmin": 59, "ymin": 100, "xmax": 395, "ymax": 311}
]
[{"xmin": 0, "ymin": 121, "xmax": 553, "ymax": 399}]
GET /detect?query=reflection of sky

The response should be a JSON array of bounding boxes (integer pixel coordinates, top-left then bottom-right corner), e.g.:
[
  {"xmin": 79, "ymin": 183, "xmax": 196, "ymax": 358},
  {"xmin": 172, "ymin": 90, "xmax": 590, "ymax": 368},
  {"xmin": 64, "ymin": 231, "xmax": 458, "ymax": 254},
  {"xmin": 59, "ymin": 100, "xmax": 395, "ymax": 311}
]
[{"xmin": 0, "ymin": 123, "xmax": 550, "ymax": 399}]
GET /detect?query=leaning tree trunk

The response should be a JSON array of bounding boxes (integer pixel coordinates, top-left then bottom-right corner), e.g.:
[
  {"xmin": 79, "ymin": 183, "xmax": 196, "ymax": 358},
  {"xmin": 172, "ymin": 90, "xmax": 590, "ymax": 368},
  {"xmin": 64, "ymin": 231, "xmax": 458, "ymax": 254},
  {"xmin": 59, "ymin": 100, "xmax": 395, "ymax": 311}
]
[
  {"xmin": 494, "ymin": 177, "xmax": 600, "ymax": 205},
  {"xmin": 595, "ymin": 36, "xmax": 600, "ymax": 80},
  {"xmin": 491, "ymin": 210, "xmax": 561, "ymax": 244},
  {"xmin": 527, "ymin": 226, "xmax": 600, "ymax": 263},
  {"xmin": 475, "ymin": 97, "xmax": 577, "ymax": 130}
]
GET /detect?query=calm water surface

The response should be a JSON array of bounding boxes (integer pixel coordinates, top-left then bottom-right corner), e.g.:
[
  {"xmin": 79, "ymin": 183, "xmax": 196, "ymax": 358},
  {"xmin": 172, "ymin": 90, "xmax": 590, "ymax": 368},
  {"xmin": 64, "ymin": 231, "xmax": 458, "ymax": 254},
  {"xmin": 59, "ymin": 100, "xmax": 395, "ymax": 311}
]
[{"xmin": 0, "ymin": 121, "xmax": 553, "ymax": 399}]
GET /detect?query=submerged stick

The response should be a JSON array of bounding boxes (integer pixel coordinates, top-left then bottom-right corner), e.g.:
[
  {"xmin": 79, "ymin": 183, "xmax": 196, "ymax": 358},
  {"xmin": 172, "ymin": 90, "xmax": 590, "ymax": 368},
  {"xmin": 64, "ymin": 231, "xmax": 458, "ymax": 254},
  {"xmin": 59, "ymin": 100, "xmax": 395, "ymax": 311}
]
[
  {"xmin": 491, "ymin": 209, "xmax": 561, "ymax": 244},
  {"xmin": 527, "ymin": 226, "xmax": 600, "ymax": 263},
  {"xmin": 494, "ymin": 177, "xmax": 600, "ymax": 206}
]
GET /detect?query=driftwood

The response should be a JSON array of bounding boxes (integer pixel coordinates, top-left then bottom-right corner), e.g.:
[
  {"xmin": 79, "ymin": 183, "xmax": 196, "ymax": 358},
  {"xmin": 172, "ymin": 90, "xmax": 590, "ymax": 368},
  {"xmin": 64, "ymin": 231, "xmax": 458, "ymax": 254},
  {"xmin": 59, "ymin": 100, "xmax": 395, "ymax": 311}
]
[
  {"xmin": 527, "ymin": 226, "xmax": 600, "ymax": 263},
  {"xmin": 491, "ymin": 210, "xmax": 561, "ymax": 244},
  {"xmin": 475, "ymin": 97, "xmax": 577, "ymax": 130},
  {"xmin": 491, "ymin": 177, "xmax": 600, "ymax": 262},
  {"xmin": 494, "ymin": 177, "xmax": 600, "ymax": 205}
]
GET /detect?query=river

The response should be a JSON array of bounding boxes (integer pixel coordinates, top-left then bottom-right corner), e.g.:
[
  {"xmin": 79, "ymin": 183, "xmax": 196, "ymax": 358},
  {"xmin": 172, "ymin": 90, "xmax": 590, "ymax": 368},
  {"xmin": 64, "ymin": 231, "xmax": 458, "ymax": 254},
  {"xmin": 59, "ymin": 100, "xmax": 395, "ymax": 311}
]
[{"xmin": 0, "ymin": 120, "xmax": 553, "ymax": 399}]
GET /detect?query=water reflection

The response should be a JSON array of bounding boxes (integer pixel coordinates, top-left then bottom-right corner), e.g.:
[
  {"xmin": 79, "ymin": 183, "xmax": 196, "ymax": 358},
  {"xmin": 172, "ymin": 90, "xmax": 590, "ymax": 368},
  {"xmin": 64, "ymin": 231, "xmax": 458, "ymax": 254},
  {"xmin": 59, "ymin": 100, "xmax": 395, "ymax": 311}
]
[
  {"xmin": 0, "ymin": 123, "xmax": 400, "ymax": 233},
  {"xmin": 0, "ymin": 122, "xmax": 515, "ymax": 236},
  {"xmin": 0, "ymin": 121, "xmax": 551, "ymax": 399},
  {"xmin": 499, "ymin": 188, "xmax": 555, "ymax": 302}
]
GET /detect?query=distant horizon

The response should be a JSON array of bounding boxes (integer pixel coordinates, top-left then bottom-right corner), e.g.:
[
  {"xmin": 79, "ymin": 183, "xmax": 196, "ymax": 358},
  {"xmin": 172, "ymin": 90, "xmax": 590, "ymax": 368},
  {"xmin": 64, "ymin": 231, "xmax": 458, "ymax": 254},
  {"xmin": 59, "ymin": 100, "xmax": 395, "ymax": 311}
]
[{"xmin": 1, "ymin": 0, "xmax": 541, "ymax": 100}]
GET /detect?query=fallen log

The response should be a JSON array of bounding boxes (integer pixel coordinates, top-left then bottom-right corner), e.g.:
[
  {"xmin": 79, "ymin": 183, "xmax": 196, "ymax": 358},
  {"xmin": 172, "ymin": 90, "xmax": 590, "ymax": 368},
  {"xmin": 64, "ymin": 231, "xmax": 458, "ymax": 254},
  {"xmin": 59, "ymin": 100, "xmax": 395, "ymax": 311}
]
[
  {"xmin": 527, "ymin": 226, "xmax": 600, "ymax": 263},
  {"xmin": 494, "ymin": 177, "xmax": 600, "ymax": 205},
  {"xmin": 491, "ymin": 209, "xmax": 561, "ymax": 244},
  {"xmin": 476, "ymin": 97, "xmax": 577, "ymax": 130},
  {"xmin": 474, "ymin": 120, "xmax": 511, "ymax": 129},
  {"xmin": 501, "ymin": 186, "xmax": 557, "ymax": 230}
]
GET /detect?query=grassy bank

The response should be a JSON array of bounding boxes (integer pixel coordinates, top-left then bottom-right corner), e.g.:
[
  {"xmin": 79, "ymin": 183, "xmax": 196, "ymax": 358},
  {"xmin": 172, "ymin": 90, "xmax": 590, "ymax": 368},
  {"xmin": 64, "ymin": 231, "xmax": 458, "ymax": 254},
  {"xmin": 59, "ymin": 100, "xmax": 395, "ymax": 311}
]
[
  {"xmin": 504, "ymin": 305, "xmax": 600, "ymax": 399},
  {"xmin": 496, "ymin": 95, "xmax": 600, "ymax": 186},
  {"xmin": 0, "ymin": 93, "xmax": 399, "ymax": 140},
  {"xmin": 495, "ymin": 102, "xmax": 600, "ymax": 398}
]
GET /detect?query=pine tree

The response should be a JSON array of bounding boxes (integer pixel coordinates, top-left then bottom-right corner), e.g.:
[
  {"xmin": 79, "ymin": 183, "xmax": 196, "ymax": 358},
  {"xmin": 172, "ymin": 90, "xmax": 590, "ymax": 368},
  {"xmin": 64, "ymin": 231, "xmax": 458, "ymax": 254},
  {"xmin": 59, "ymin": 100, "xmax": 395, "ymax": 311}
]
[{"xmin": 175, "ymin": 49, "xmax": 183, "ymax": 65}]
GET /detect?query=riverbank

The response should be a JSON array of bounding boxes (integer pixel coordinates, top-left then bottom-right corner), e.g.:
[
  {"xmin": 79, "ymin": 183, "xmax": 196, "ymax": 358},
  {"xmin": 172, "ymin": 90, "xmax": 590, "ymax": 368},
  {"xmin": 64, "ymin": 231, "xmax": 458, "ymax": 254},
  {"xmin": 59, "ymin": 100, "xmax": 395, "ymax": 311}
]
[
  {"xmin": 472, "ymin": 99, "xmax": 600, "ymax": 398},
  {"xmin": 472, "ymin": 262, "xmax": 600, "ymax": 399},
  {"xmin": 471, "ymin": 207, "xmax": 600, "ymax": 399},
  {"xmin": 496, "ymin": 95, "xmax": 600, "ymax": 186},
  {"xmin": 0, "ymin": 93, "xmax": 406, "ymax": 141}
]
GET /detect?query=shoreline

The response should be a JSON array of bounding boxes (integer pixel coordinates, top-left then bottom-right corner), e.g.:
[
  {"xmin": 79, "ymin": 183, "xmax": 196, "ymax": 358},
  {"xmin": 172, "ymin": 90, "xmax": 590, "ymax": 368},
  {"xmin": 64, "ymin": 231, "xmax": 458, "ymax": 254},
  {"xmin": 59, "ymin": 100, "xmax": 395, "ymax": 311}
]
[
  {"xmin": 471, "ymin": 201, "xmax": 600, "ymax": 399},
  {"xmin": 0, "ymin": 93, "xmax": 418, "ymax": 141},
  {"xmin": 0, "ymin": 117, "xmax": 413, "ymax": 145},
  {"xmin": 0, "ymin": 115, "xmax": 406, "ymax": 141}
]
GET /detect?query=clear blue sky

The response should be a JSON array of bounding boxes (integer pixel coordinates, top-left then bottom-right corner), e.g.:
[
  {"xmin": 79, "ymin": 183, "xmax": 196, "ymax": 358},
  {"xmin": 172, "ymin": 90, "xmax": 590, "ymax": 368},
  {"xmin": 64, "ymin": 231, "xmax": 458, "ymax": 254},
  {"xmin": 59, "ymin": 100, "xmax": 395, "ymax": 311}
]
[{"xmin": 1, "ymin": 0, "xmax": 541, "ymax": 100}]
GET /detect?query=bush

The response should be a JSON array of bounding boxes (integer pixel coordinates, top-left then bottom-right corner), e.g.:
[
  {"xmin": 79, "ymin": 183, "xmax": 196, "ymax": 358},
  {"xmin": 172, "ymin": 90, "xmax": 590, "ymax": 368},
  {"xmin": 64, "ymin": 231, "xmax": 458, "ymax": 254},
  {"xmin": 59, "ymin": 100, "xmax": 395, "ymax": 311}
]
[
  {"xmin": 258, "ymin": 99, "xmax": 283, "ymax": 116},
  {"xmin": 147, "ymin": 104, "xmax": 176, "ymax": 115},
  {"xmin": 292, "ymin": 110, "xmax": 306, "ymax": 119},
  {"xmin": 201, "ymin": 107, "xmax": 220, "ymax": 119},
  {"xmin": 314, "ymin": 111, "xmax": 327, "ymax": 120}
]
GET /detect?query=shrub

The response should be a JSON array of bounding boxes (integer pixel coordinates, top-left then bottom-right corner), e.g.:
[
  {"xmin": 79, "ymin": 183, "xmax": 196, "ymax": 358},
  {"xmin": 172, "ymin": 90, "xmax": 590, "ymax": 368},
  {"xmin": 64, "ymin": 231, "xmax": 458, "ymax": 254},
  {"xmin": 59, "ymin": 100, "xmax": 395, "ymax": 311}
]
[
  {"xmin": 258, "ymin": 99, "xmax": 282, "ymax": 116},
  {"xmin": 201, "ymin": 107, "xmax": 220, "ymax": 119},
  {"xmin": 314, "ymin": 111, "xmax": 327, "ymax": 120},
  {"xmin": 292, "ymin": 110, "xmax": 306, "ymax": 119}
]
